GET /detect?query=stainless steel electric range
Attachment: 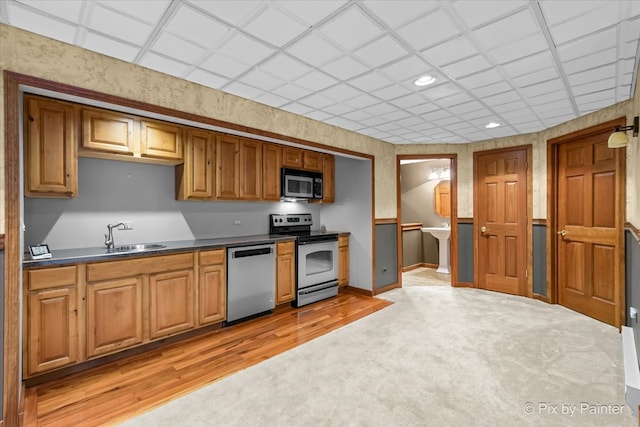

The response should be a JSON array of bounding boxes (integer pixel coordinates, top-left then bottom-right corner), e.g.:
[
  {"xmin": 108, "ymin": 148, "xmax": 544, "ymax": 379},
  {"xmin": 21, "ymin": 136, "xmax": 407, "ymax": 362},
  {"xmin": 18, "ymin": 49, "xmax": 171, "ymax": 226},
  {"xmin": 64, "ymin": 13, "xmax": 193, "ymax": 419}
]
[{"xmin": 269, "ymin": 213, "xmax": 339, "ymax": 307}]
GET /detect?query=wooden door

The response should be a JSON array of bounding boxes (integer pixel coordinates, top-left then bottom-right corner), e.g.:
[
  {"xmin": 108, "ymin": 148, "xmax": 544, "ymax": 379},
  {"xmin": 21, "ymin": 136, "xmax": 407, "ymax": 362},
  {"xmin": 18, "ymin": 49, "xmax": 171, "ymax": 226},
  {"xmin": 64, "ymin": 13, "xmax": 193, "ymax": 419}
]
[
  {"xmin": 276, "ymin": 241, "xmax": 295, "ymax": 304},
  {"xmin": 24, "ymin": 95, "xmax": 77, "ymax": 197},
  {"xmin": 86, "ymin": 277, "xmax": 143, "ymax": 357},
  {"xmin": 262, "ymin": 143, "xmax": 282, "ymax": 201},
  {"xmin": 177, "ymin": 128, "xmax": 214, "ymax": 200},
  {"xmin": 216, "ymin": 134, "xmax": 239, "ymax": 199},
  {"xmin": 149, "ymin": 270, "xmax": 195, "ymax": 339},
  {"xmin": 475, "ymin": 148, "xmax": 528, "ymax": 296},
  {"xmin": 239, "ymin": 138, "xmax": 262, "ymax": 200},
  {"xmin": 556, "ymin": 132, "xmax": 623, "ymax": 326}
]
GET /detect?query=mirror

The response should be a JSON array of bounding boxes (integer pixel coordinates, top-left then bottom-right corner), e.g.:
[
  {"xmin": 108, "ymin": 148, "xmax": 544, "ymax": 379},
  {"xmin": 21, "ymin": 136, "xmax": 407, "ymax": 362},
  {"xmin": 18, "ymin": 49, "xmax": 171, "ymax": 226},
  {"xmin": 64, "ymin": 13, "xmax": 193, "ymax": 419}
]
[{"xmin": 434, "ymin": 180, "xmax": 450, "ymax": 217}]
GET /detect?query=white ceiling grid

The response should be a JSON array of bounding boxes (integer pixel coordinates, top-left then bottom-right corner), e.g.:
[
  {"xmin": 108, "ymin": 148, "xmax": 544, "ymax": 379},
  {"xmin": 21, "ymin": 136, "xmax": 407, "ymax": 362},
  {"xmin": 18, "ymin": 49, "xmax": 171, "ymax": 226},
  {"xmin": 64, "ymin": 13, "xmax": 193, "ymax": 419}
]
[{"xmin": 1, "ymin": 0, "xmax": 639, "ymax": 144}]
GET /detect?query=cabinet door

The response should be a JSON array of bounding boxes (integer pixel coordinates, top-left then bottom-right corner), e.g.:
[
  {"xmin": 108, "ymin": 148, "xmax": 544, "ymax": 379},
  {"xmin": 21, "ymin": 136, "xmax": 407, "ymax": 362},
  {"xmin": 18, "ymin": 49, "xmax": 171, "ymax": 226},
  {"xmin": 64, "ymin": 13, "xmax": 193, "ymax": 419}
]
[
  {"xmin": 176, "ymin": 128, "xmax": 215, "ymax": 200},
  {"xmin": 81, "ymin": 107, "xmax": 135, "ymax": 155},
  {"xmin": 322, "ymin": 154, "xmax": 335, "ymax": 203},
  {"xmin": 24, "ymin": 95, "xmax": 77, "ymax": 197},
  {"xmin": 276, "ymin": 241, "xmax": 296, "ymax": 304},
  {"xmin": 87, "ymin": 277, "xmax": 143, "ymax": 357},
  {"xmin": 26, "ymin": 287, "xmax": 78, "ymax": 376},
  {"xmin": 263, "ymin": 143, "xmax": 282, "ymax": 201},
  {"xmin": 239, "ymin": 138, "xmax": 262, "ymax": 200},
  {"xmin": 282, "ymin": 146, "xmax": 303, "ymax": 168},
  {"xmin": 303, "ymin": 151, "xmax": 323, "ymax": 172},
  {"xmin": 140, "ymin": 119, "xmax": 183, "ymax": 161},
  {"xmin": 149, "ymin": 270, "xmax": 195, "ymax": 339},
  {"xmin": 199, "ymin": 264, "xmax": 226, "ymax": 324},
  {"xmin": 338, "ymin": 236, "xmax": 349, "ymax": 287},
  {"xmin": 216, "ymin": 134, "xmax": 240, "ymax": 199}
]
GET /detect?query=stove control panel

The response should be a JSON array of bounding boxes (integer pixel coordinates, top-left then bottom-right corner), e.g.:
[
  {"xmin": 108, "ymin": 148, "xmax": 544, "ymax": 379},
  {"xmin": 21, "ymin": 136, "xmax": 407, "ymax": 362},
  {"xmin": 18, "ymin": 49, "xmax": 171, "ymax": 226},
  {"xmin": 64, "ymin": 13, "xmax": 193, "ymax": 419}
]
[{"xmin": 270, "ymin": 213, "xmax": 313, "ymax": 227}]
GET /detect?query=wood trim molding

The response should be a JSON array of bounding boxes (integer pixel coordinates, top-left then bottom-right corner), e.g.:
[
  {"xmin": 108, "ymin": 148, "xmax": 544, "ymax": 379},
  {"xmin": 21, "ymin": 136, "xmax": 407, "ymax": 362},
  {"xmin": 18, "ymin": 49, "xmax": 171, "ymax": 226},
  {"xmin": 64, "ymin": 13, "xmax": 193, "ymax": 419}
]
[
  {"xmin": 457, "ymin": 217, "xmax": 473, "ymax": 224},
  {"xmin": 626, "ymin": 222, "xmax": 640, "ymax": 242},
  {"xmin": 375, "ymin": 218, "xmax": 397, "ymax": 225},
  {"xmin": 343, "ymin": 286, "xmax": 374, "ymax": 297},
  {"xmin": 532, "ymin": 293, "xmax": 552, "ymax": 304},
  {"xmin": 0, "ymin": 234, "xmax": 4, "ymax": 251},
  {"xmin": 373, "ymin": 282, "xmax": 401, "ymax": 295},
  {"xmin": 401, "ymin": 262, "xmax": 438, "ymax": 273},
  {"xmin": 401, "ymin": 223, "xmax": 422, "ymax": 232},
  {"xmin": 532, "ymin": 219, "xmax": 547, "ymax": 226},
  {"xmin": 454, "ymin": 281, "xmax": 475, "ymax": 288}
]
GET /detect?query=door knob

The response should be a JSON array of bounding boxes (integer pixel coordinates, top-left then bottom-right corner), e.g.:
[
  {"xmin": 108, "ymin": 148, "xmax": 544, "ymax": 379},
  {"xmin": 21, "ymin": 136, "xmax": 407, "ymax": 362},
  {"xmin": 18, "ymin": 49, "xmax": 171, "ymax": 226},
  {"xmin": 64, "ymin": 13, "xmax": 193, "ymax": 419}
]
[
  {"xmin": 480, "ymin": 226, "xmax": 487, "ymax": 234},
  {"xmin": 557, "ymin": 229, "xmax": 566, "ymax": 237}
]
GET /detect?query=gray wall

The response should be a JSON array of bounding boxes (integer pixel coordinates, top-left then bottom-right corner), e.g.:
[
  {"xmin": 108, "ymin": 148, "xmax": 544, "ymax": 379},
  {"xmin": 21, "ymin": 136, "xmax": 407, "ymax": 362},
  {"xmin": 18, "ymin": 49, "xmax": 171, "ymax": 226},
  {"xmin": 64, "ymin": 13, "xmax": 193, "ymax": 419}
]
[
  {"xmin": 402, "ymin": 229, "xmax": 422, "ymax": 268},
  {"xmin": 625, "ymin": 231, "xmax": 640, "ymax": 360},
  {"xmin": 533, "ymin": 224, "xmax": 547, "ymax": 296},
  {"xmin": 457, "ymin": 223, "xmax": 474, "ymax": 283},
  {"xmin": 375, "ymin": 223, "xmax": 398, "ymax": 289}
]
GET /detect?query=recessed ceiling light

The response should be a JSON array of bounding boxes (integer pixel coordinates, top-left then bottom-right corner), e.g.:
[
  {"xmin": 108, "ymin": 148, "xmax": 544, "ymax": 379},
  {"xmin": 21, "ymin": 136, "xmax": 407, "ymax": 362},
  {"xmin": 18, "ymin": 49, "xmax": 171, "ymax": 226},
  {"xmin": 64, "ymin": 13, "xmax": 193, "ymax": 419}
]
[
  {"xmin": 485, "ymin": 122, "xmax": 501, "ymax": 129},
  {"xmin": 414, "ymin": 75, "xmax": 436, "ymax": 87}
]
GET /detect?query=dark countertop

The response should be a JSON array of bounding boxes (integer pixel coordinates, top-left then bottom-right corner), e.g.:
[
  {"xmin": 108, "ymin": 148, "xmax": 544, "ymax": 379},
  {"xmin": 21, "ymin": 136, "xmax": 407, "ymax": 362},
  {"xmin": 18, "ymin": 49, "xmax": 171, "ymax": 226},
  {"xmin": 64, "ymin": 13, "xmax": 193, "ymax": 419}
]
[{"xmin": 23, "ymin": 234, "xmax": 298, "ymax": 268}]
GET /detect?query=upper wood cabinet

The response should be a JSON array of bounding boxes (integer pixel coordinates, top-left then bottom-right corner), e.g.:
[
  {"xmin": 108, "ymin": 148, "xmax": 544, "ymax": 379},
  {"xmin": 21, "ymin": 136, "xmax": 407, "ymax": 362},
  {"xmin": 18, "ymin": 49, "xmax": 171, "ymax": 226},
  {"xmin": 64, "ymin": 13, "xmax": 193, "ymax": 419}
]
[
  {"xmin": 434, "ymin": 181, "xmax": 451, "ymax": 218},
  {"xmin": 239, "ymin": 138, "xmax": 262, "ymax": 200},
  {"xmin": 321, "ymin": 154, "xmax": 335, "ymax": 203},
  {"xmin": 303, "ymin": 151, "xmax": 323, "ymax": 172},
  {"xmin": 216, "ymin": 134, "xmax": 240, "ymax": 199},
  {"xmin": 262, "ymin": 143, "xmax": 282, "ymax": 201},
  {"xmin": 282, "ymin": 146, "xmax": 303, "ymax": 168},
  {"xmin": 276, "ymin": 241, "xmax": 295, "ymax": 304},
  {"xmin": 140, "ymin": 119, "xmax": 183, "ymax": 161},
  {"xmin": 24, "ymin": 95, "xmax": 77, "ymax": 198},
  {"xmin": 81, "ymin": 107, "xmax": 136, "ymax": 155},
  {"xmin": 176, "ymin": 128, "xmax": 215, "ymax": 200}
]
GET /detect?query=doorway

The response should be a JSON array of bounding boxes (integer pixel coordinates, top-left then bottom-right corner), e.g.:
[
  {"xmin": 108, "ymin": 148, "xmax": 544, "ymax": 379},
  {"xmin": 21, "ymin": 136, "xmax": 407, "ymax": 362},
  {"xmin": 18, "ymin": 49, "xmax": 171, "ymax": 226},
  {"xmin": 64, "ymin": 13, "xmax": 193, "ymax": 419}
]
[
  {"xmin": 397, "ymin": 155, "xmax": 458, "ymax": 287},
  {"xmin": 474, "ymin": 146, "xmax": 531, "ymax": 297},
  {"xmin": 548, "ymin": 119, "xmax": 626, "ymax": 327}
]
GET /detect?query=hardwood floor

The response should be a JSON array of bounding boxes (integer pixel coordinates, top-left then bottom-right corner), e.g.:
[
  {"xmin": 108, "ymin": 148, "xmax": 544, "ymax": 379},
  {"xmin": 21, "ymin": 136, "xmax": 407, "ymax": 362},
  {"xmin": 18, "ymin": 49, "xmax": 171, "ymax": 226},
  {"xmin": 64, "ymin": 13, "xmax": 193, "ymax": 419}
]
[{"xmin": 24, "ymin": 290, "xmax": 391, "ymax": 426}]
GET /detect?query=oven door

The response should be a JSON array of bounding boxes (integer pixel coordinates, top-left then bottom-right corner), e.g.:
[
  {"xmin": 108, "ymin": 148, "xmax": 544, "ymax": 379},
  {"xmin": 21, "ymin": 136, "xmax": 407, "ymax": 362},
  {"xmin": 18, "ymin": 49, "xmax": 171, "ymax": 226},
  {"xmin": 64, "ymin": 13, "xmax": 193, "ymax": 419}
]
[{"xmin": 297, "ymin": 239, "xmax": 338, "ymax": 289}]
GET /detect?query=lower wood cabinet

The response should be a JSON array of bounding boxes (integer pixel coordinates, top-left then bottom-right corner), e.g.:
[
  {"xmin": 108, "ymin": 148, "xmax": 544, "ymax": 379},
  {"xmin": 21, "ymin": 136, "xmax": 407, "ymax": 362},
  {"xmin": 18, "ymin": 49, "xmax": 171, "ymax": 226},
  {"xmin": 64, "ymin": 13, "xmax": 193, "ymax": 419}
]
[
  {"xmin": 86, "ymin": 277, "xmax": 143, "ymax": 358},
  {"xmin": 276, "ymin": 241, "xmax": 295, "ymax": 304},
  {"xmin": 338, "ymin": 235, "xmax": 350, "ymax": 287},
  {"xmin": 198, "ymin": 249, "xmax": 226, "ymax": 325},
  {"xmin": 149, "ymin": 270, "xmax": 195, "ymax": 339}
]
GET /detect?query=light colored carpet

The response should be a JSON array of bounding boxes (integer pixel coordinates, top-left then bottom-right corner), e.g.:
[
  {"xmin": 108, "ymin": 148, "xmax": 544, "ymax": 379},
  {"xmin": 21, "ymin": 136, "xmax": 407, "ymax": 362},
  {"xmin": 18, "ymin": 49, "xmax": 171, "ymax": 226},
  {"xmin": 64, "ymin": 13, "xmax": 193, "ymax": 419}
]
[{"xmin": 120, "ymin": 284, "xmax": 635, "ymax": 427}]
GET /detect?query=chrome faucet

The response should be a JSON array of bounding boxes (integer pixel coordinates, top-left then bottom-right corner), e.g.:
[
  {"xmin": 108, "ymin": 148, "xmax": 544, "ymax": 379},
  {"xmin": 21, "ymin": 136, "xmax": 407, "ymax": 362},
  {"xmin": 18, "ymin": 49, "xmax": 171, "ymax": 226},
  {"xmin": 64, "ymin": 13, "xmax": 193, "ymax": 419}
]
[{"xmin": 105, "ymin": 222, "xmax": 125, "ymax": 250}]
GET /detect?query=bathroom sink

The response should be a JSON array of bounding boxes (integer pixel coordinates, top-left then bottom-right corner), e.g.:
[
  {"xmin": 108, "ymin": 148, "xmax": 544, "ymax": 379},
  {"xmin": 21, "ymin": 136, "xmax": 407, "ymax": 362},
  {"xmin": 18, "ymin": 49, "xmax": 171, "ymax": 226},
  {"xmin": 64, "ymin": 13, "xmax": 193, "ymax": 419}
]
[
  {"xmin": 420, "ymin": 227, "xmax": 450, "ymax": 240},
  {"xmin": 110, "ymin": 243, "xmax": 167, "ymax": 252}
]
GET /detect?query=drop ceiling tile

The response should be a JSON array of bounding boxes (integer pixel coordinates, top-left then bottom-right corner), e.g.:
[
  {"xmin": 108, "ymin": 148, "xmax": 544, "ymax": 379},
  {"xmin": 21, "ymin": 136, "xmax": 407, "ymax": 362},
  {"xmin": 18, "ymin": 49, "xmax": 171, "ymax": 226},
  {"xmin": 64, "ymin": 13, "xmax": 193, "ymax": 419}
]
[
  {"xmin": 538, "ymin": 0, "xmax": 606, "ymax": 26},
  {"xmin": 519, "ymin": 79, "xmax": 564, "ymax": 99},
  {"xmin": 298, "ymin": 93, "xmax": 335, "ymax": 109},
  {"xmin": 501, "ymin": 107, "xmax": 536, "ymax": 121},
  {"xmin": 407, "ymin": 103, "xmax": 440, "ymax": 115},
  {"xmin": 319, "ymin": 6, "xmax": 382, "ymax": 50},
  {"xmin": 324, "ymin": 116, "xmax": 352, "ymax": 128},
  {"xmin": 620, "ymin": 58, "xmax": 637, "ymax": 75},
  {"xmin": 240, "ymin": 69, "xmax": 286, "ymax": 91},
  {"xmin": 575, "ymin": 89, "xmax": 615, "ymax": 105},
  {"xmin": 448, "ymin": 100, "xmax": 484, "ymax": 115},
  {"xmin": 451, "ymin": 0, "xmax": 528, "ymax": 29},
  {"xmin": 17, "ymin": 0, "xmax": 84, "ymax": 22},
  {"xmin": 556, "ymin": 27, "xmax": 616, "ymax": 62},
  {"xmin": 305, "ymin": 110, "xmax": 333, "ymax": 121},
  {"xmin": 441, "ymin": 54, "xmax": 493, "ymax": 79},
  {"xmin": 390, "ymin": 93, "xmax": 427, "ymax": 108},
  {"xmin": 515, "ymin": 122, "xmax": 544, "ymax": 133},
  {"xmin": 96, "ymin": 0, "xmax": 170, "ymax": 24},
  {"xmin": 562, "ymin": 49, "xmax": 617, "ymax": 75},
  {"xmin": 527, "ymin": 90, "xmax": 567, "ymax": 106},
  {"xmin": 342, "ymin": 109, "xmax": 372, "ymax": 121},
  {"xmin": 83, "ymin": 32, "xmax": 140, "ymax": 62},
  {"xmin": 364, "ymin": 102, "xmax": 397, "ymax": 115},
  {"xmin": 186, "ymin": 68, "xmax": 229, "ymax": 89},
  {"xmin": 272, "ymin": 83, "xmax": 312, "ymax": 100},
  {"xmin": 395, "ymin": 116, "xmax": 424, "ymax": 127},
  {"xmin": 354, "ymin": 36, "xmax": 410, "ymax": 68},
  {"xmin": 412, "ymin": 122, "xmax": 437, "ymax": 132},
  {"xmin": 492, "ymin": 100, "xmax": 527, "ymax": 114},
  {"xmin": 259, "ymin": 54, "xmax": 312, "ymax": 81},
  {"xmin": 548, "ymin": 4, "xmax": 619, "ymax": 45},
  {"xmin": 362, "ymin": 0, "xmax": 440, "ymax": 28},
  {"xmin": 200, "ymin": 53, "xmax": 251, "ymax": 78},
  {"xmin": 473, "ymin": 9, "xmax": 539, "ymax": 49},
  {"xmin": 6, "ymin": 3, "xmax": 77, "ymax": 44},
  {"xmin": 490, "ymin": 32, "xmax": 547, "ymax": 63},
  {"xmin": 323, "ymin": 55, "xmax": 370, "ymax": 80},
  {"xmin": 244, "ymin": 6, "xmax": 309, "ymax": 47},
  {"xmin": 376, "ymin": 122, "xmax": 403, "ymax": 132},
  {"xmin": 421, "ymin": 35, "xmax": 479, "ymax": 66},
  {"xmin": 139, "ymin": 52, "xmax": 189, "ymax": 77},
  {"xmin": 188, "ymin": 0, "xmax": 262, "ymax": 26},
  {"xmin": 622, "ymin": 17, "xmax": 640, "ymax": 43},
  {"xmin": 438, "ymin": 93, "xmax": 473, "ymax": 108},
  {"xmin": 542, "ymin": 113, "xmax": 576, "ymax": 126},
  {"xmin": 282, "ymin": 103, "xmax": 314, "ymax": 115},
  {"xmin": 379, "ymin": 55, "xmax": 433, "ymax": 82},
  {"xmin": 217, "ymin": 32, "xmax": 275, "ymax": 65},
  {"xmin": 372, "ymin": 84, "xmax": 412, "ymax": 100},
  {"xmin": 165, "ymin": 3, "xmax": 229, "ymax": 46},
  {"xmin": 462, "ymin": 109, "xmax": 493, "ymax": 120},
  {"xmin": 88, "ymin": 3, "xmax": 153, "ymax": 45},
  {"xmin": 348, "ymin": 72, "xmax": 394, "ymax": 91},
  {"xmin": 472, "ymin": 81, "xmax": 513, "ymax": 98},
  {"xmin": 274, "ymin": 0, "xmax": 347, "ymax": 26},
  {"xmin": 578, "ymin": 99, "xmax": 615, "ymax": 114},
  {"xmin": 294, "ymin": 70, "xmax": 338, "ymax": 91},
  {"xmin": 500, "ymin": 51, "xmax": 554, "ymax": 78},
  {"xmin": 433, "ymin": 116, "xmax": 461, "ymax": 127},
  {"xmin": 322, "ymin": 83, "xmax": 362, "ymax": 102},
  {"xmin": 512, "ymin": 67, "xmax": 559, "ymax": 87},
  {"xmin": 397, "ymin": 9, "xmax": 461, "ymax": 50},
  {"xmin": 385, "ymin": 110, "xmax": 412, "ymax": 121},
  {"xmin": 151, "ymin": 32, "xmax": 206, "ymax": 64},
  {"xmin": 287, "ymin": 32, "xmax": 343, "ymax": 67},
  {"xmin": 423, "ymin": 82, "xmax": 463, "ymax": 100},
  {"xmin": 482, "ymin": 90, "xmax": 521, "ymax": 107},
  {"xmin": 255, "ymin": 92, "xmax": 289, "ymax": 108},
  {"xmin": 622, "ymin": 40, "xmax": 639, "ymax": 59},
  {"xmin": 567, "ymin": 63, "xmax": 616, "ymax": 86},
  {"xmin": 344, "ymin": 93, "xmax": 382, "ymax": 109},
  {"xmin": 456, "ymin": 68, "xmax": 503, "ymax": 89},
  {"xmin": 360, "ymin": 116, "xmax": 387, "ymax": 126},
  {"xmin": 424, "ymin": 109, "xmax": 453, "ymax": 121}
]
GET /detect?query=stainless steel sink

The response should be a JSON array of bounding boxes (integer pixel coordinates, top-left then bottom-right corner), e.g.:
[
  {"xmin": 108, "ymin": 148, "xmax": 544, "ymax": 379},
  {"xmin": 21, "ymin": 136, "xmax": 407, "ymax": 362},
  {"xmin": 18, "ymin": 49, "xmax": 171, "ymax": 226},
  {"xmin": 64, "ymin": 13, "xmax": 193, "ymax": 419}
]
[{"xmin": 110, "ymin": 243, "xmax": 167, "ymax": 252}]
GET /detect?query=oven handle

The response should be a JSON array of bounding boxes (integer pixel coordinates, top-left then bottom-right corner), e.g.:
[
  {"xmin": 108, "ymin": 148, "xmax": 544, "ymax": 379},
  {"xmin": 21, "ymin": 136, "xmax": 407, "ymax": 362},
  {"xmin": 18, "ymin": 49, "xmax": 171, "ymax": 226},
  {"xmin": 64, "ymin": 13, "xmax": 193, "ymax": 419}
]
[
  {"xmin": 298, "ymin": 281, "xmax": 338, "ymax": 295},
  {"xmin": 298, "ymin": 235, "xmax": 338, "ymax": 245}
]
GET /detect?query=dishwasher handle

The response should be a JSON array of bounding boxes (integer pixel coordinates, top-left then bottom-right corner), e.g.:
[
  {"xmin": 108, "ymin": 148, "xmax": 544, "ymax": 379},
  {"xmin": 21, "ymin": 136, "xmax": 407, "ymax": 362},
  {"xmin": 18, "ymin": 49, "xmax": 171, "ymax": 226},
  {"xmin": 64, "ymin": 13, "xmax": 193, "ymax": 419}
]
[{"xmin": 232, "ymin": 247, "xmax": 273, "ymax": 259}]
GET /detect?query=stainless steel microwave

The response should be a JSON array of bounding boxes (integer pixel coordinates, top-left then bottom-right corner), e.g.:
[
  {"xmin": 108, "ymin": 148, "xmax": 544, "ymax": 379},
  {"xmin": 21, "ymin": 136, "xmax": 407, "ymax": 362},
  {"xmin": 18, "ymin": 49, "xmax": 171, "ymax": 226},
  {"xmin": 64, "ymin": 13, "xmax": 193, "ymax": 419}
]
[{"xmin": 281, "ymin": 168, "xmax": 323, "ymax": 200}]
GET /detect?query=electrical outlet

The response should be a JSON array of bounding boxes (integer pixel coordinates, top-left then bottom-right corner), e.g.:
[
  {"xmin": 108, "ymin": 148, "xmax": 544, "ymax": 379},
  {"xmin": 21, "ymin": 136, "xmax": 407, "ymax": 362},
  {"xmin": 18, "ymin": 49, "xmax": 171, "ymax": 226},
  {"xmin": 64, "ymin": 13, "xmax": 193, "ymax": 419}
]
[{"xmin": 233, "ymin": 219, "xmax": 241, "ymax": 225}]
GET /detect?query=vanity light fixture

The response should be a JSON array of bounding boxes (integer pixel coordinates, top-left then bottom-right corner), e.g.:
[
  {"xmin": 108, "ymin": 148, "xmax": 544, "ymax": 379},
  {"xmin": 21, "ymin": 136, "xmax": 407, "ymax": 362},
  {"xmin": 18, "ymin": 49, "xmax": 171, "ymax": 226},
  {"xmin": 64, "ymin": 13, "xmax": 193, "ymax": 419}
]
[
  {"xmin": 414, "ymin": 75, "xmax": 436, "ymax": 87},
  {"xmin": 608, "ymin": 116, "xmax": 638, "ymax": 148},
  {"xmin": 485, "ymin": 122, "xmax": 501, "ymax": 129},
  {"xmin": 429, "ymin": 167, "xmax": 450, "ymax": 180}
]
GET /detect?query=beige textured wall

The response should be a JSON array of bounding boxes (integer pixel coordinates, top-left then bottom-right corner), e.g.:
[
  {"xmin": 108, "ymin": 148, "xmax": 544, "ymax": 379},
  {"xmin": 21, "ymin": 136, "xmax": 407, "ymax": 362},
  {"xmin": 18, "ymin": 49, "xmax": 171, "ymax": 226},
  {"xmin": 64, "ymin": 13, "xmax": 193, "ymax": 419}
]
[{"xmin": 630, "ymin": 73, "xmax": 640, "ymax": 228}]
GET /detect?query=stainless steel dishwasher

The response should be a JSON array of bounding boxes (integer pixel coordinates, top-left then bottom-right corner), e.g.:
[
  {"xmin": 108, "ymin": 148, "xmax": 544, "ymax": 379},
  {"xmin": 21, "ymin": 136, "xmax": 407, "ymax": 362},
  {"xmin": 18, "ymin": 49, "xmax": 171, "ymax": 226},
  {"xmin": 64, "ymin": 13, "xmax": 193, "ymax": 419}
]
[{"xmin": 226, "ymin": 243, "xmax": 276, "ymax": 324}]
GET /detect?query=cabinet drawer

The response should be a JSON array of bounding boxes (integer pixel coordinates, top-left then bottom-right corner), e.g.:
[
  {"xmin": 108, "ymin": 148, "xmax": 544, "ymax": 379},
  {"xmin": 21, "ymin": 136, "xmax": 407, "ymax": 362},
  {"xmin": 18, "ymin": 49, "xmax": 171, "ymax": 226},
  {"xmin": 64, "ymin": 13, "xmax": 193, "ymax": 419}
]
[
  {"xmin": 277, "ymin": 241, "xmax": 295, "ymax": 255},
  {"xmin": 199, "ymin": 249, "xmax": 225, "ymax": 266},
  {"xmin": 87, "ymin": 253, "xmax": 194, "ymax": 282},
  {"xmin": 26, "ymin": 266, "xmax": 77, "ymax": 291}
]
